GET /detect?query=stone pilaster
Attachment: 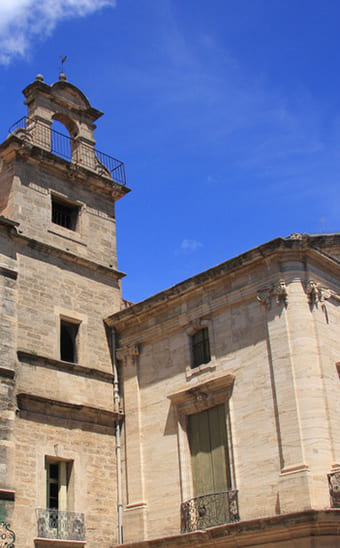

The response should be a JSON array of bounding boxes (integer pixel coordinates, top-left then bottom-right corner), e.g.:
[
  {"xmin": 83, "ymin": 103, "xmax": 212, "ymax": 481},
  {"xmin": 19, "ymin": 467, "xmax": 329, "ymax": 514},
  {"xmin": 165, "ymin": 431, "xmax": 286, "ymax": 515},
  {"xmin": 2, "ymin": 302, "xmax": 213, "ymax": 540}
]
[
  {"xmin": 0, "ymin": 266, "xmax": 17, "ymax": 523},
  {"xmin": 117, "ymin": 344, "xmax": 148, "ymax": 542},
  {"xmin": 258, "ymin": 280, "xmax": 312, "ymax": 513}
]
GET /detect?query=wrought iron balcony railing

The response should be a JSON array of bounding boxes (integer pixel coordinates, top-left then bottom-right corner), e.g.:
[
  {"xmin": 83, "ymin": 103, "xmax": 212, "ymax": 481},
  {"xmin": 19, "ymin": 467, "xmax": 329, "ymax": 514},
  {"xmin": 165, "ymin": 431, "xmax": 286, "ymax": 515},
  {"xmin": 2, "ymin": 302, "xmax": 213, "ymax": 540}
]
[
  {"xmin": 181, "ymin": 489, "xmax": 240, "ymax": 533},
  {"xmin": 36, "ymin": 508, "xmax": 85, "ymax": 541},
  {"xmin": 8, "ymin": 117, "xmax": 126, "ymax": 186},
  {"xmin": 0, "ymin": 521, "xmax": 15, "ymax": 548}
]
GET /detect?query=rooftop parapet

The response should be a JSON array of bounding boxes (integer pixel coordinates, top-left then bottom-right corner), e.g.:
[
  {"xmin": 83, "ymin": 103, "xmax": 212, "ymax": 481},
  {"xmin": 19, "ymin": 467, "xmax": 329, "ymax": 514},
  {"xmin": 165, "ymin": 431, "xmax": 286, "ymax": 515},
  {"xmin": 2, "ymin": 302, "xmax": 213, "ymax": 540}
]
[
  {"xmin": 8, "ymin": 116, "xmax": 126, "ymax": 185},
  {"xmin": 5, "ymin": 73, "xmax": 126, "ymax": 186}
]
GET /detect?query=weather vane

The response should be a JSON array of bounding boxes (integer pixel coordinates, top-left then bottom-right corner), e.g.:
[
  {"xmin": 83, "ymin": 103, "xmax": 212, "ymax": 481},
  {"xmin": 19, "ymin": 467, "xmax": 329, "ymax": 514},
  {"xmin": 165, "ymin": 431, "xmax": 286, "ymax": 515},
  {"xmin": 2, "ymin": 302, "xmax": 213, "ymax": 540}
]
[{"xmin": 59, "ymin": 55, "xmax": 67, "ymax": 75}]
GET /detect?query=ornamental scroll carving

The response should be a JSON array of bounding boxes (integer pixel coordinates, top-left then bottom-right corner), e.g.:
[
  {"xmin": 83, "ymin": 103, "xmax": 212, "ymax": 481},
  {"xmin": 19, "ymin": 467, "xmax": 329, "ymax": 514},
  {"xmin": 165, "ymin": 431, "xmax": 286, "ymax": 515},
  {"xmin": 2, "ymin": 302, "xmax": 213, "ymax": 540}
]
[
  {"xmin": 306, "ymin": 280, "xmax": 335, "ymax": 309},
  {"xmin": 0, "ymin": 521, "xmax": 15, "ymax": 548},
  {"xmin": 257, "ymin": 280, "xmax": 288, "ymax": 309},
  {"xmin": 328, "ymin": 471, "xmax": 340, "ymax": 508}
]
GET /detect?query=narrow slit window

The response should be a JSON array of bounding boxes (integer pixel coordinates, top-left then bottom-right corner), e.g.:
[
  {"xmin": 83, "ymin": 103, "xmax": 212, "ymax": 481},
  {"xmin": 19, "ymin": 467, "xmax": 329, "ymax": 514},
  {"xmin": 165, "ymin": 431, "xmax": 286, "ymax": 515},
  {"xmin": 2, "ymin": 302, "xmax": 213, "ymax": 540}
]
[{"xmin": 60, "ymin": 320, "xmax": 79, "ymax": 363}]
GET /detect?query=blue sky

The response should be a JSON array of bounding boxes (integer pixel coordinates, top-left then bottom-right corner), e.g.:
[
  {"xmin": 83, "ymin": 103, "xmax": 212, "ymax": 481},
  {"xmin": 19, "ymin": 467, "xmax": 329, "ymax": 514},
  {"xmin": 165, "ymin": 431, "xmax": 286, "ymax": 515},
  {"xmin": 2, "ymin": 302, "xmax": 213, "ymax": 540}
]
[{"xmin": 1, "ymin": 0, "xmax": 340, "ymax": 302}]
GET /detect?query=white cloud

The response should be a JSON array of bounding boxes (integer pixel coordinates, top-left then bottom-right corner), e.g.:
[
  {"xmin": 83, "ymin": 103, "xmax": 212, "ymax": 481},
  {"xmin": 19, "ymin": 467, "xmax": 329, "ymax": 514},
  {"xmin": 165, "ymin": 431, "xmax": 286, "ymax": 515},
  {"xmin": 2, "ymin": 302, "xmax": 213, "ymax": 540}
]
[
  {"xmin": 0, "ymin": 0, "xmax": 116, "ymax": 65},
  {"xmin": 180, "ymin": 239, "xmax": 203, "ymax": 252}
]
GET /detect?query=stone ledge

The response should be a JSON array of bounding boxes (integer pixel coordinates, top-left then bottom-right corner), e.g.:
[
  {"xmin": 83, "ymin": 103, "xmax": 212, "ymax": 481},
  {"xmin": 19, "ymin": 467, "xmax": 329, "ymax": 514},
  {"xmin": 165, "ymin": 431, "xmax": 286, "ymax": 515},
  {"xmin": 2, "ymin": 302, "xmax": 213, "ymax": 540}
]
[
  {"xmin": 17, "ymin": 393, "xmax": 122, "ymax": 428},
  {"xmin": 0, "ymin": 488, "xmax": 15, "ymax": 501},
  {"xmin": 0, "ymin": 367, "xmax": 15, "ymax": 379},
  {"xmin": 0, "ymin": 264, "xmax": 17, "ymax": 280},
  {"xmin": 34, "ymin": 539, "xmax": 86, "ymax": 547},
  {"xmin": 17, "ymin": 350, "xmax": 113, "ymax": 384},
  {"xmin": 13, "ymin": 229, "xmax": 125, "ymax": 279},
  {"xmin": 115, "ymin": 509, "xmax": 340, "ymax": 548}
]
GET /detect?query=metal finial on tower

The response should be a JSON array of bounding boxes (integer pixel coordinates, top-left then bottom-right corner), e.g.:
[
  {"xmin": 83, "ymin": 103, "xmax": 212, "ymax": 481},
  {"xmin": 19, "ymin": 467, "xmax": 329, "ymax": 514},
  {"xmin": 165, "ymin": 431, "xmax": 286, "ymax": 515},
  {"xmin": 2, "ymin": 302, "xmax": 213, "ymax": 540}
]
[{"xmin": 59, "ymin": 55, "xmax": 67, "ymax": 80}]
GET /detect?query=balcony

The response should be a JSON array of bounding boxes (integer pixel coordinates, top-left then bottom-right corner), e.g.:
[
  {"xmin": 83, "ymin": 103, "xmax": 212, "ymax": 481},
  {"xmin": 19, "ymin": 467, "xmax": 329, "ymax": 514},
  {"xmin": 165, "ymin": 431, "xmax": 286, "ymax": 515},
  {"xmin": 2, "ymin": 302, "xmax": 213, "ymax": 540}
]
[
  {"xmin": 36, "ymin": 509, "xmax": 85, "ymax": 541},
  {"xmin": 180, "ymin": 489, "xmax": 240, "ymax": 533},
  {"xmin": 8, "ymin": 117, "xmax": 126, "ymax": 186}
]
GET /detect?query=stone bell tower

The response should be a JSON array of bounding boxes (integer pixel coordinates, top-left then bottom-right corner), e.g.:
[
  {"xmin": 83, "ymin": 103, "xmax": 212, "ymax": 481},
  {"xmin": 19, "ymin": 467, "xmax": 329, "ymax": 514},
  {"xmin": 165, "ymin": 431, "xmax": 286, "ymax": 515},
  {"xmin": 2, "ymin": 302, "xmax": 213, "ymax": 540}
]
[{"xmin": 0, "ymin": 74, "xmax": 129, "ymax": 546}]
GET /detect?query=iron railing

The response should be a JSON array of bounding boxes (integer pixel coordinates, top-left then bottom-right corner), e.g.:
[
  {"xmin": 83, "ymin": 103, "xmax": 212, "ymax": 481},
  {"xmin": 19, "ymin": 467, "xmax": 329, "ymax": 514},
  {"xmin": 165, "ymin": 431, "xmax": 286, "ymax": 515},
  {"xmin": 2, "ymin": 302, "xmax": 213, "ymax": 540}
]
[
  {"xmin": 0, "ymin": 521, "xmax": 15, "ymax": 547},
  {"xmin": 181, "ymin": 489, "xmax": 239, "ymax": 533},
  {"xmin": 8, "ymin": 117, "xmax": 126, "ymax": 186},
  {"xmin": 36, "ymin": 508, "xmax": 85, "ymax": 541}
]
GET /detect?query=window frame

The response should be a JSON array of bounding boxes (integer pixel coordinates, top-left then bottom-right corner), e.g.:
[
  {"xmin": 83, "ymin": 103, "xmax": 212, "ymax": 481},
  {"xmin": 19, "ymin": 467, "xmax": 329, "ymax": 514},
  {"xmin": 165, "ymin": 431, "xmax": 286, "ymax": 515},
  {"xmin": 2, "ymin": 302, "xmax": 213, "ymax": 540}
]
[
  {"xmin": 191, "ymin": 327, "xmax": 211, "ymax": 368},
  {"xmin": 168, "ymin": 374, "xmax": 236, "ymax": 503},
  {"xmin": 51, "ymin": 193, "xmax": 81, "ymax": 232},
  {"xmin": 59, "ymin": 317, "xmax": 81, "ymax": 364},
  {"xmin": 45, "ymin": 458, "xmax": 73, "ymax": 512},
  {"xmin": 185, "ymin": 318, "xmax": 216, "ymax": 378}
]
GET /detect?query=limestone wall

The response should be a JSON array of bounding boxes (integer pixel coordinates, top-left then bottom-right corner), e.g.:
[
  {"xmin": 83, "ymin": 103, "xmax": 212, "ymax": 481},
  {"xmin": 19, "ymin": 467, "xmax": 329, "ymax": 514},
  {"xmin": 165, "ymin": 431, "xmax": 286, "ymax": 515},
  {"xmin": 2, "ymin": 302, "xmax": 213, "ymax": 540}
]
[
  {"xmin": 113, "ymin": 251, "xmax": 340, "ymax": 543},
  {"xmin": 3, "ymin": 156, "xmax": 118, "ymax": 269},
  {"xmin": 12, "ymin": 416, "xmax": 117, "ymax": 547}
]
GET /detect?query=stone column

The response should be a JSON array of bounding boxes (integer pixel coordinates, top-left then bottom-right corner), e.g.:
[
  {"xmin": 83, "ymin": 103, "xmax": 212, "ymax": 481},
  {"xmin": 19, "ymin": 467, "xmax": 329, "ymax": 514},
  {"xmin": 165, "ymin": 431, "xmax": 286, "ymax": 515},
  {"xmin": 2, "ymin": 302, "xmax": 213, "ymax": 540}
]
[{"xmin": 117, "ymin": 344, "xmax": 147, "ymax": 542}]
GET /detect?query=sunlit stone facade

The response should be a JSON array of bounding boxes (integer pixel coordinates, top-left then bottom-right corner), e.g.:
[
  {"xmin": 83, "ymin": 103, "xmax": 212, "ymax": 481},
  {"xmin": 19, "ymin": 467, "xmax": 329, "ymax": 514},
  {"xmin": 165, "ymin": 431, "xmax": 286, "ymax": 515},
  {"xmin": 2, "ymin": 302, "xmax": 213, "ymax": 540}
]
[{"xmin": 1, "ymin": 77, "xmax": 340, "ymax": 547}]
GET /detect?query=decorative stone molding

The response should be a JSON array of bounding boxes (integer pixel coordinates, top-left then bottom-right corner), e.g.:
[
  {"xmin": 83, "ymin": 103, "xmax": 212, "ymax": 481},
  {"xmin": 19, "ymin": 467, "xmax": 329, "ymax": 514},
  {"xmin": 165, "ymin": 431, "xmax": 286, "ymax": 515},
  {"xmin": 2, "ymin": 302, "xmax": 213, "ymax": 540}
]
[
  {"xmin": 116, "ymin": 344, "xmax": 139, "ymax": 365},
  {"xmin": 185, "ymin": 317, "xmax": 209, "ymax": 336},
  {"xmin": 273, "ymin": 280, "xmax": 288, "ymax": 307},
  {"xmin": 257, "ymin": 288, "xmax": 272, "ymax": 309},
  {"xmin": 306, "ymin": 280, "xmax": 335, "ymax": 308},
  {"xmin": 168, "ymin": 373, "xmax": 235, "ymax": 415},
  {"xmin": 306, "ymin": 280, "xmax": 320, "ymax": 307},
  {"xmin": 17, "ymin": 393, "xmax": 120, "ymax": 429},
  {"xmin": 328, "ymin": 471, "xmax": 340, "ymax": 508},
  {"xmin": 257, "ymin": 280, "xmax": 288, "ymax": 309}
]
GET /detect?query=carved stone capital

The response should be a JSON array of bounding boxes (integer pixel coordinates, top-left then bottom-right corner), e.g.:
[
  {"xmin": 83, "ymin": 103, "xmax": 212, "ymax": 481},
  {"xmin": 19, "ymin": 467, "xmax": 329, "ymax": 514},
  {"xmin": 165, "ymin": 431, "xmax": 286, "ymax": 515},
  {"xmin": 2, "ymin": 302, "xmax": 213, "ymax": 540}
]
[
  {"xmin": 319, "ymin": 287, "xmax": 332, "ymax": 302},
  {"xmin": 306, "ymin": 280, "xmax": 333, "ymax": 307},
  {"xmin": 256, "ymin": 287, "xmax": 272, "ymax": 309},
  {"xmin": 116, "ymin": 344, "xmax": 139, "ymax": 364},
  {"xmin": 306, "ymin": 280, "xmax": 320, "ymax": 306},
  {"xmin": 273, "ymin": 280, "xmax": 288, "ymax": 307},
  {"xmin": 257, "ymin": 280, "xmax": 288, "ymax": 309}
]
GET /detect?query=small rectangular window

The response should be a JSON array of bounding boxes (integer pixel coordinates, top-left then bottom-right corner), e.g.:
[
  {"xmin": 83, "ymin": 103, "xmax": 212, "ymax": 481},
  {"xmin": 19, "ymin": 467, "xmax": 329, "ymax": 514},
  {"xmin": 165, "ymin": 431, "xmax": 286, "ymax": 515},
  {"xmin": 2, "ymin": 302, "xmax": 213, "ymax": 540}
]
[
  {"xmin": 52, "ymin": 196, "xmax": 79, "ymax": 231},
  {"xmin": 191, "ymin": 327, "xmax": 210, "ymax": 368},
  {"xmin": 60, "ymin": 319, "xmax": 79, "ymax": 363},
  {"xmin": 46, "ymin": 459, "xmax": 72, "ymax": 511}
]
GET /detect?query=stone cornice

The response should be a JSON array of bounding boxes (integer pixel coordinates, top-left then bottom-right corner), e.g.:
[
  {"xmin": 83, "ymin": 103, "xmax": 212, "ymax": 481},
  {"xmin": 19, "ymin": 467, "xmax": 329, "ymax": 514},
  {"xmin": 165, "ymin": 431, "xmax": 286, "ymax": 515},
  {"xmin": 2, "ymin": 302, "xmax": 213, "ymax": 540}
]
[
  {"xmin": 17, "ymin": 350, "xmax": 113, "ymax": 384},
  {"xmin": 106, "ymin": 237, "xmax": 340, "ymax": 328},
  {"xmin": 17, "ymin": 393, "xmax": 122, "ymax": 427}
]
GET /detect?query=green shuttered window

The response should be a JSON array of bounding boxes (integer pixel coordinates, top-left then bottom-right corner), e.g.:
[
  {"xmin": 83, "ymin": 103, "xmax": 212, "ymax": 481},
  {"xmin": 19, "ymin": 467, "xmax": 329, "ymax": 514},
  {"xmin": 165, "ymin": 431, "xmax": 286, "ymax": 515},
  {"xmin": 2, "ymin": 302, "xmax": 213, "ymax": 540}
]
[{"xmin": 188, "ymin": 404, "xmax": 231, "ymax": 496}]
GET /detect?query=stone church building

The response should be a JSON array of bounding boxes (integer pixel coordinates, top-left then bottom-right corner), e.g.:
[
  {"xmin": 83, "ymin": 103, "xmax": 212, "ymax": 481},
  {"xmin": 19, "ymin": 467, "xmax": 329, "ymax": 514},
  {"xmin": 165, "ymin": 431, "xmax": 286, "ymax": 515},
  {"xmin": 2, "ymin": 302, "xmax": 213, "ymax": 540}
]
[{"xmin": 0, "ymin": 76, "xmax": 340, "ymax": 547}]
